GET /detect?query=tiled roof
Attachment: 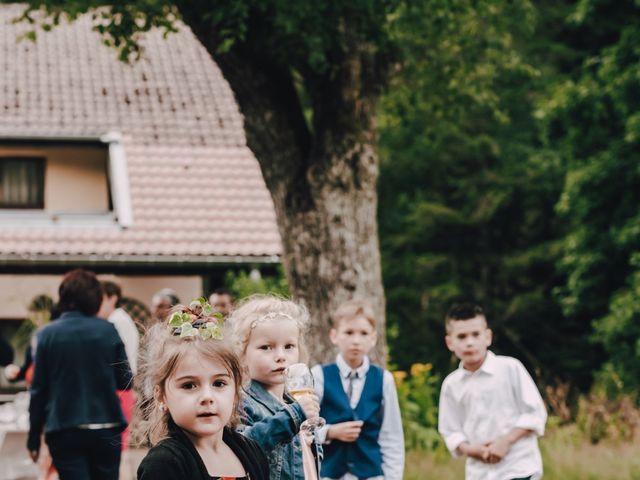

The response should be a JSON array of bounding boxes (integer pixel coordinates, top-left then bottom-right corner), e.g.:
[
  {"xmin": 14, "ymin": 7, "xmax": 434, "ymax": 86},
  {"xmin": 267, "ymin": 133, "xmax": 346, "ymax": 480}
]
[{"xmin": 0, "ymin": 4, "xmax": 282, "ymax": 264}]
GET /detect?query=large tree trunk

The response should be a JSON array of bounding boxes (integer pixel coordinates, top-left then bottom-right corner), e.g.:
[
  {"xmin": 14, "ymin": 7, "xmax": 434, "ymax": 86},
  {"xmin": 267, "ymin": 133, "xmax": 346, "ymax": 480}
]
[
  {"xmin": 272, "ymin": 136, "xmax": 386, "ymax": 365},
  {"xmin": 183, "ymin": 11, "xmax": 387, "ymax": 365}
]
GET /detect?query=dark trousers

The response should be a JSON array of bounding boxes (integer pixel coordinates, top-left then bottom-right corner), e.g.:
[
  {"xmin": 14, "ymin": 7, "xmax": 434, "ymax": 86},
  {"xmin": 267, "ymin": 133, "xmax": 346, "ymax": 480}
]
[{"xmin": 46, "ymin": 428, "xmax": 121, "ymax": 480}]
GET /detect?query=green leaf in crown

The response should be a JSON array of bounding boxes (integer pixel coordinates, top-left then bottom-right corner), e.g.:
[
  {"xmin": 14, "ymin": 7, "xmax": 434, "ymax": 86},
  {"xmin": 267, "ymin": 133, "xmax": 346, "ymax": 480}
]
[
  {"xmin": 167, "ymin": 298, "xmax": 225, "ymax": 340},
  {"xmin": 179, "ymin": 322, "xmax": 199, "ymax": 338},
  {"xmin": 168, "ymin": 312, "xmax": 184, "ymax": 327}
]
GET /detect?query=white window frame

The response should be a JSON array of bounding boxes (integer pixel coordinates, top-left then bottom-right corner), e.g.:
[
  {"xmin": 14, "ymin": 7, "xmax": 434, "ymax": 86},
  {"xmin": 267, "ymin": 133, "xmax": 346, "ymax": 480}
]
[{"xmin": 0, "ymin": 132, "xmax": 133, "ymax": 228}]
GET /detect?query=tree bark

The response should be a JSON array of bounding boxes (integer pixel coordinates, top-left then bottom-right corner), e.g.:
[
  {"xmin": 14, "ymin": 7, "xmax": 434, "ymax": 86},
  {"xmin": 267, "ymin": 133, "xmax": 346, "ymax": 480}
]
[{"xmin": 182, "ymin": 12, "xmax": 387, "ymax": 365}]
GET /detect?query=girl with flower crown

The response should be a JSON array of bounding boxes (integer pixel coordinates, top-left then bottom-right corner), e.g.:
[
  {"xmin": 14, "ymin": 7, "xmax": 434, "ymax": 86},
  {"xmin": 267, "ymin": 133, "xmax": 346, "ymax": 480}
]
[
  {"xmin": 136, "ymin": 300, "xmax": 268, "ymax": 480},
  {"xmin": 229, "ymin": 294, "xmax": 321, "ymax": 480}
]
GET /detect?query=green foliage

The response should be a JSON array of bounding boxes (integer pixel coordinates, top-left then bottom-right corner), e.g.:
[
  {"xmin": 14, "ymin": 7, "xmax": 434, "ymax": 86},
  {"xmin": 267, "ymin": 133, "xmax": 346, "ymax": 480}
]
[
  {"xmin": 538, "ymin": 0, "xmax": 640, "ymax": 392},
  {"xmin": 167, "ymin": 299, "xmax": 225, "ymax": 340},
  {"xmin": 224, "ymin": 266, "xmax": 289, "ymax": 300},
  {"xmin": 379, "ymin": 0, "xmax": 571, "ymax": 384},
  {"xmin": 10, "ymin": 0, "xmax": 401, "ymax": 71},
  {"xmin": 393, "ymin": 363, "xmax": 443, "ymax": 451},
  {"xmin": 576, "ymin": 392, "xmax": 639, "ymax": 444},
  {"xmin": 12, "ymin": 1, "xmax": 179, "ymax": 61},
  {"xmin": 11, "ymin": 294, "xmax": 54, "ymax": 349}
]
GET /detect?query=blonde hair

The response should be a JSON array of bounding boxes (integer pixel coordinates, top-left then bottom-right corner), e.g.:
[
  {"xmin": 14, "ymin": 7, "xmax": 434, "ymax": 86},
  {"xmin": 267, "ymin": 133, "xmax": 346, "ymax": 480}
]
[
  {"xmin": 135, "ymin": 321, "xmax": 243, "ymax": 446},
  {"xmin": 229, "ymin": 294, "xmax": 310, "ymax": 363},
  {"xmin": 332, "ymin": 298, "xmax": 377, "ymax": 330}
]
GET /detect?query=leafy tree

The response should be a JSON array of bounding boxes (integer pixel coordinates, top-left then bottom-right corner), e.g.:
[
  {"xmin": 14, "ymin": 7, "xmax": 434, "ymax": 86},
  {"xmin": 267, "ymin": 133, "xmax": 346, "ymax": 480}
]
[
  {"xmin": 11, "ymin": 0, "xmax": 403, "ymax": 363},
  {"xmin": 538, "ymin": 0, "xmax": 640, "ymax": 392},
  {"xmin": 378, "ymin": 0, "xmax": 578, "ymax": 385}
]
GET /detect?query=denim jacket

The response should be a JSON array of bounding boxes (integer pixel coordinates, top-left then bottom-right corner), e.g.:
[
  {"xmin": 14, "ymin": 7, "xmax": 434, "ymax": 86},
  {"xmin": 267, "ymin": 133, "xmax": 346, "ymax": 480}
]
[{"xmin": 238, "ymin": 380, "xmax": 318, "ymax": 480}]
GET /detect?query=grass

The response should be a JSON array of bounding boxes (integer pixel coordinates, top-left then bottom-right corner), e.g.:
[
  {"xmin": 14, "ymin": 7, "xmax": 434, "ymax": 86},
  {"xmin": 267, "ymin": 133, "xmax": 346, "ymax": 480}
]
[{"xmin": 404, "ymin": 424, "xmax": 640, "ymax": 480}]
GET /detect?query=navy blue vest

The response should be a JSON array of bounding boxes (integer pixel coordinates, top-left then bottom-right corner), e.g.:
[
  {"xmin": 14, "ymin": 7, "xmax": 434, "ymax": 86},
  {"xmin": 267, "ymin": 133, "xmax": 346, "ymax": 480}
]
[{"xmin": 320, "ymin": 363, "xmax": 384, "ymax": 479}]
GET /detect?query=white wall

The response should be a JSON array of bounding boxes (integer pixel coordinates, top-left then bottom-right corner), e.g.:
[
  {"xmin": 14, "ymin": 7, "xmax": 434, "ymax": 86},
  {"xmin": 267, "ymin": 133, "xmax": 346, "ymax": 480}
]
[{"xmin": 0, "ymin": 274, "xmax": 202, "ymax": 319}]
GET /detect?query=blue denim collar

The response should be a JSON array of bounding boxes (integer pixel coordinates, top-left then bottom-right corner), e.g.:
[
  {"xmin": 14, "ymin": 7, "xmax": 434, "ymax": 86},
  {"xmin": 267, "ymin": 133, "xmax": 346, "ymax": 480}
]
[{"xmin": 245, "ymin": 380, "xmax": 291, "ymax": 414}]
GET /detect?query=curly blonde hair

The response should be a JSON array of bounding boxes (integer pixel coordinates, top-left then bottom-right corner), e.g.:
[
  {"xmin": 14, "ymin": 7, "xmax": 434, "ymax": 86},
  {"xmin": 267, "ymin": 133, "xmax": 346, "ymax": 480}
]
[
  {"xmin": 135, "ymin": 321, "xmax": 243, "ymax": 446},
  {"xmin": 228, "ymin": 294, "xmax": 310, "ymax": 363}
]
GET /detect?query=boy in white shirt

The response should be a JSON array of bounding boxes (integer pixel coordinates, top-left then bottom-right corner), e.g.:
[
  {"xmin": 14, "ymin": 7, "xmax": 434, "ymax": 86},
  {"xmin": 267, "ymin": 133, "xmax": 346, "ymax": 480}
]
[{"xmin": 438, "ymin": 303, "xmax": 547, "ymax": 480}]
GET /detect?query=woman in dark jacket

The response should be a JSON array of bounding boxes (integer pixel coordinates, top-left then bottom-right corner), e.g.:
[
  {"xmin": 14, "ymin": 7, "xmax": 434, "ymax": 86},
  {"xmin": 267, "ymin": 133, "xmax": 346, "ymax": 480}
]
[{"xmin": 28, "ymin": 269, "xmax": 133, "ymax": 480}]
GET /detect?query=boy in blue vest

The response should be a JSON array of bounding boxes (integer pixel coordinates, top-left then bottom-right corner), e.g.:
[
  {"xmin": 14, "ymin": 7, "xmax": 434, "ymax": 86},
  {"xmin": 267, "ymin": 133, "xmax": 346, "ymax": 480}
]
[{"xmin": 311, "ymin": 299, "xmax": 404, "ymax": 480}]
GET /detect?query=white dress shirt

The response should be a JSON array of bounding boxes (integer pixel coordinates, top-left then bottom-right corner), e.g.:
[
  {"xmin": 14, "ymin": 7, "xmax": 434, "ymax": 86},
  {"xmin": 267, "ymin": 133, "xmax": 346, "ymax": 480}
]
[
  {"xmin": 108, "ymin": 307, "xmax": 140, "ymax": 374},
  {"xmin": 311, "ymin": 354, "xmax": 405, "ymax": 480},
  {"xmin": 438, "ymin": 351, "xmax": 547, "ymax": 480}
]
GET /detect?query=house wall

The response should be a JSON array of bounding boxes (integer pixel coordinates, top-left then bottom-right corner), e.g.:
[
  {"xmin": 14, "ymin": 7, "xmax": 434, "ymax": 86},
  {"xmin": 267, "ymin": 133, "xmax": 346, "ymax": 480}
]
[
  {"xmin": 0, "ymin": 145, "xmax": 109, "ymax": 212},
  {"xmin": 46, "ymin": 146, "xmax": 109, "ymax": 212},
  {"xmin": 0, "ymin": 274, "xmax": 202, "ymax": 320}
]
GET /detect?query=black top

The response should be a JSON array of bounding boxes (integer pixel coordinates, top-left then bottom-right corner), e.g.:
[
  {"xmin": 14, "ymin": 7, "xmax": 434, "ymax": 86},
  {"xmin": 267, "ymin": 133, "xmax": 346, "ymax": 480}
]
[
  {"xmin": 27, "ymin": 311, "xmax": 132, "ymax": 451},
  {"xmin": 138, "ymin": 420, "xmax": 269, "ymax": 480}
]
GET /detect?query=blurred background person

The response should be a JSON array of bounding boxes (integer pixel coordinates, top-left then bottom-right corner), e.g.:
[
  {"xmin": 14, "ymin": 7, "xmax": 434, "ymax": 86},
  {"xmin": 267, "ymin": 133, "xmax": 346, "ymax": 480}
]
[
  {"xmin": 99, "ymin": 281, "xmax": 139, "ymax": 375},
  {"xmin": 149, "ymin": 288, "xmax": 179, "ymax": 324},
  {"xmin": 4, "ymin": 297, "xmax": 60, "ymax": 385},
  {"xmin": 5, "ymin": 298, "xmax": 61, "ymax": 480},
  {"xmin": 208, "ymin": 288, "xmax": 235, "ymax": 317},
  {"xmin": 99, "ymin": 281, "xmax": 140, "ymax": 480},
  {"xmin": 28, "ymin": 269, "xmax": 132, "ymax": 480}
]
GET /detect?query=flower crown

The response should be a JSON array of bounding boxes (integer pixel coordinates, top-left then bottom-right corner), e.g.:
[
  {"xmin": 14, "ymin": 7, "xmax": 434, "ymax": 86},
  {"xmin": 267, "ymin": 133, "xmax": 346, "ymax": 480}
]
[
  {"xmin": 167, "ymin": 297, "xmax": 224, "ymax": 340},
  {"xmin": 250, "ymin": 311, "xmax": 295, "ymax": 329}
]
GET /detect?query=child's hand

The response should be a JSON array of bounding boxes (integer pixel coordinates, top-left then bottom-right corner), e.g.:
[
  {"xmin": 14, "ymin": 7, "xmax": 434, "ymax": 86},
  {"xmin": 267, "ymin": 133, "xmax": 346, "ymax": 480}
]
[
  {"xmin": 296, "ymin": 393, "xmax": 320, "ymax": 423},
  {"xmin": 485, "ymin": 435, "xmax": 511, "ymax": 463},
  {"xmin": 4, "ymin": 364, "xmax": 20, "ymax": 380},
  {"xmin": 458, "ymin": 442, "xmax": 490, "ymax": 462},
  {"xmin": 327, "ymin": 421, "xmax": 364, "ymax": 442}
]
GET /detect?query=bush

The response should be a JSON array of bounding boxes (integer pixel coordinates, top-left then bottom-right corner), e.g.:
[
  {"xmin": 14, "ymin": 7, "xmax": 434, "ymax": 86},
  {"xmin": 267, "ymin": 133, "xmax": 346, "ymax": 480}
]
[
  {"xmin": 576, "ymin": 393, "xmax": 640, "ymax": 444},
  {"xmin": 393, "ymin": 362, "xmax": 444, "ymax": 451},
  {"xmin": 224, "ymin": 266, "xmax": 289, "ymax": 299}
]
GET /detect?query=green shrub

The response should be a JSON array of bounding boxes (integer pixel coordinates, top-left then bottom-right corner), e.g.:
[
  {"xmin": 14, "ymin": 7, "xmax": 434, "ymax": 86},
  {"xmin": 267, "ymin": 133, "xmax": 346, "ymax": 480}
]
[
  {"xmin": 224, "ymin": 266, "xmax": 289, "ymax": 299},
  {"xmin": 393, "ymin": 362, "xmax": 444, "ymax": 451},
  {"xmin": 575, "ymin": 365, "xmax": 640, "ymax": 443}
]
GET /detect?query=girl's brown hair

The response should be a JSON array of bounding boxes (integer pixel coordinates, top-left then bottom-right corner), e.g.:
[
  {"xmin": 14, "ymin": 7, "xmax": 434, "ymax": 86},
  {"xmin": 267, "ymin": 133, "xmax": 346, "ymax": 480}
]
[{"xmin": 135, "ymin": 320, "xmax": 243, "ymax": 446}]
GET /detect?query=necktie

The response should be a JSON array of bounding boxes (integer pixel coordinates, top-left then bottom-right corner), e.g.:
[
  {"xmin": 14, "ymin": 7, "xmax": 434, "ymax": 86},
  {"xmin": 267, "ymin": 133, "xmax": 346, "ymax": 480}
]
[{"xmin": 346, "ymin": 370, "xmax": 359, "ymax": 401}]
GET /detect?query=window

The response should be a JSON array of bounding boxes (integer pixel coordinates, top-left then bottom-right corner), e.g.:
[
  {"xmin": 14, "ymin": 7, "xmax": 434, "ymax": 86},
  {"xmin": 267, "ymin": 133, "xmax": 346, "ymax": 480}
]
[
  {"xmin": 0, "ymin": 157, "xmax": 45, "ymax": 209},
  {"xmin": 0, "ymin": 135, "xmax": 132, "ymax": 227}
]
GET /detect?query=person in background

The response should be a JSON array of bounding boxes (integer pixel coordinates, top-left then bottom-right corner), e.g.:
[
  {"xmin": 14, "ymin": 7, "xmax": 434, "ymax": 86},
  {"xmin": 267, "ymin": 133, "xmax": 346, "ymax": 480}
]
[
  {"xmin": 438, "ymin": 303, "xmax": 547, "ymax": 480},
  {"xmin": 99, "ymin": 281, "xmax": 140, "ymax": 480},
  {"xmin": 5, "ymin": 302, "xmax": 61, "ymax": 480},
  {"xmin": 208, "ymin": 289, "xmax": 235, "ymax": 318},
  {"xmin": 150, "ymin": 288, "xmax": 180, "ymax": 324},
  {"xmin": 4, "ymin": 297, "xmax": 60, "ymax": 385},
  {"xmin": 28, "ymin": 269, "xmax": 132, "ymax": 480},
  {"xmin": 99, "ymin": 281, "xmax": 140, "ymax": 375},
  {"xmin": 311, "ymin": 299, "xmax": 404, "ymax": 480}
]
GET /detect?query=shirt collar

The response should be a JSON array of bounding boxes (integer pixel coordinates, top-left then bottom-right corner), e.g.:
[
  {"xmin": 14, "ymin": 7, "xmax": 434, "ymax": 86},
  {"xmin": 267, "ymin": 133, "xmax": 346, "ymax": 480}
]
[
  {"xmin": 245, "ymin": 379, "xmax": 286, "ymax": 412},
  {"xmin": 336, "ymin": 353, "xmax": 370, "ymax": 378},
  {"xmin": 459, "ymin": 350, "xmax": 497, "ymax": 376}
]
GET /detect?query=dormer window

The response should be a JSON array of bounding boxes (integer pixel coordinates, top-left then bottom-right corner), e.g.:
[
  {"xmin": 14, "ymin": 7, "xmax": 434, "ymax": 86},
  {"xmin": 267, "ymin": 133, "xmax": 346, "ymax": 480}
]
[
  {"xmin": 0, "ymin": 134, "xmax": 132, "ymax": 227},
  {"xmin": 0, "ymin": 156, "xmax": 45, "ymax": 208}
]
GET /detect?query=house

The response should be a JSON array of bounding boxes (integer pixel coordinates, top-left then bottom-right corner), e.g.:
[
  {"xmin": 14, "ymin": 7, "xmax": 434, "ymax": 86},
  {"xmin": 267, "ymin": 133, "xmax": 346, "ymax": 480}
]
[{"xmin": 0, "ymin": 4, "xmax": 282, "ymax": 326}]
